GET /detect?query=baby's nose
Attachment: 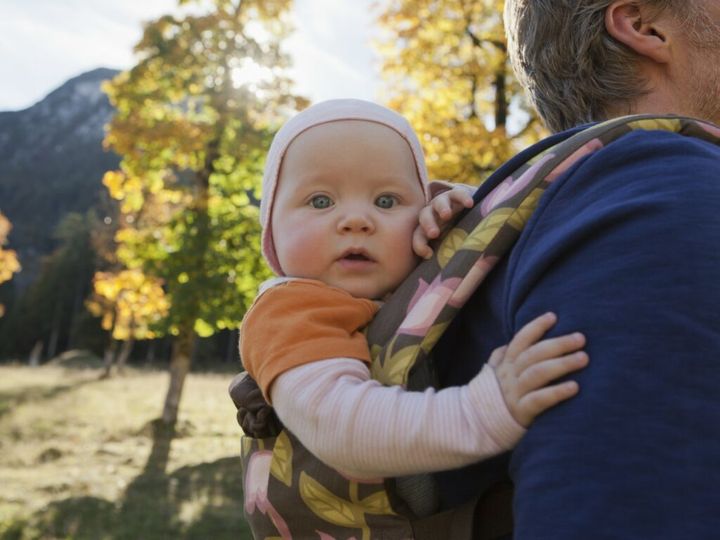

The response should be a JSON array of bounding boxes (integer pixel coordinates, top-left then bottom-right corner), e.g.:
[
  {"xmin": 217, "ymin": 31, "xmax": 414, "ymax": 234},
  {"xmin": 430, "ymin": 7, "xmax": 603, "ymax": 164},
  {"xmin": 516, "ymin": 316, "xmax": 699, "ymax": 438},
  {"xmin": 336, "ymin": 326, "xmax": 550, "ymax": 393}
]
[{"xmin": 338, "ymin": 212, "xmax": 375, "ymax": 233}]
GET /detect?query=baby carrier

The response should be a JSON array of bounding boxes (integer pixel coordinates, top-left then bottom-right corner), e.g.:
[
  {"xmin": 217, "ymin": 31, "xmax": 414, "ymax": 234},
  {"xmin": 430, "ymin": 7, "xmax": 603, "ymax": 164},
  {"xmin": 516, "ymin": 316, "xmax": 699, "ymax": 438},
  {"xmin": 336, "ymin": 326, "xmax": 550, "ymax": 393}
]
[{"xmin": 230, "ymin": 115, "xmax": 720, "ymax": 540}]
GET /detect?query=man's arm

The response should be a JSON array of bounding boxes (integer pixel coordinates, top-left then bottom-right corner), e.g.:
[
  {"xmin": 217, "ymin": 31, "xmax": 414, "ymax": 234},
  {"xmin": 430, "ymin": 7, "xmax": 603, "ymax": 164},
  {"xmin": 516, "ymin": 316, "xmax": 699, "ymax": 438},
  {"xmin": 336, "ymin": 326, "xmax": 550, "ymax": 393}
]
[{"xmin": 506, "ymin": 130, "xmax": 720, "ymax": 538}]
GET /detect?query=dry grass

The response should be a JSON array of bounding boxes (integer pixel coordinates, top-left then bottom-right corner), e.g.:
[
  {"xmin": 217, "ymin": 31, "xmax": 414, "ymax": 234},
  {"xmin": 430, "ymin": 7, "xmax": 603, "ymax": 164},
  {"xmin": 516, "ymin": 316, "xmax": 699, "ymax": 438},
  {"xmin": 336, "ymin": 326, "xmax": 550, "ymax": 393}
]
[{"xmin": 0, "ymin": 355, "xmax": 251, "ymax": 539}]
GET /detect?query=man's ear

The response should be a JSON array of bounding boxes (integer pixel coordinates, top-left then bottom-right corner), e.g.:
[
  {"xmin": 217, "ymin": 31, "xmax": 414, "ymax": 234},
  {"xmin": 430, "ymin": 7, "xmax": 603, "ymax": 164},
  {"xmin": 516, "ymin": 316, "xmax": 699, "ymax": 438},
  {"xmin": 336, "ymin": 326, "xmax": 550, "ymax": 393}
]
[{"xmin": 605, "ymin": 0, "xmax": 672, "ymax": 64}]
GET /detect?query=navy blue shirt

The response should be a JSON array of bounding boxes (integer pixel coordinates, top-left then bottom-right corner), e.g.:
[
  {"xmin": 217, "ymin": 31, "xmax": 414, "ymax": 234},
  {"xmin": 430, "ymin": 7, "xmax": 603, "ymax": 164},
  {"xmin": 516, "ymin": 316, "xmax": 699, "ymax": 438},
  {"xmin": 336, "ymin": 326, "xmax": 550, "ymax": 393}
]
[{"xmin": 434, "ymin": 129, "xmax": 720, "ymax": 538}]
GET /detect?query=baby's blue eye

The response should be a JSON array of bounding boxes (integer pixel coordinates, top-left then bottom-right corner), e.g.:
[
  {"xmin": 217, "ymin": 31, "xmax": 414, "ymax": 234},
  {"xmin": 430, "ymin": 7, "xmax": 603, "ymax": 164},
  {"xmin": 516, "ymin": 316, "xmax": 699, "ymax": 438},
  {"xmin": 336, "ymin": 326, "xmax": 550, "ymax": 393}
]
[
  {"xmin": 310, "ymin": 195, "xmax": 333, "ymax": 209},
  {"xmin": 375, "ymin": 195, "xmax": 397, "ymax": 209}
]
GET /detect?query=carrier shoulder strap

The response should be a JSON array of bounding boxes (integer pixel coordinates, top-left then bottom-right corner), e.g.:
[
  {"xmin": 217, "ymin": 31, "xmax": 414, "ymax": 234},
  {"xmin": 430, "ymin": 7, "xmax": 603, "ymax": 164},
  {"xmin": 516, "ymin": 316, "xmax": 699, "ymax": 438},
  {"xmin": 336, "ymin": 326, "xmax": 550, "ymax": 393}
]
[{"xmin": 365, "ymin": 115, "xmax": 720, "ymax": 389}]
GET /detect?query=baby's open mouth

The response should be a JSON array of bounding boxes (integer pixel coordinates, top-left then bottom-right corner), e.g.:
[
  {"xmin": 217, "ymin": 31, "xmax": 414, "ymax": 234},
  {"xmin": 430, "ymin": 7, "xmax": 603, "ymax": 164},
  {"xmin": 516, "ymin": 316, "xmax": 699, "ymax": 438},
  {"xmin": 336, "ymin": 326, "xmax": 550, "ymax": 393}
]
[
  {"xmin": 344, "ymin": 253, "xmax": 371, "ymax": 261},
  {"xmin": 339, "ymin": 249, "xmax": 374, "ymax": 263}
]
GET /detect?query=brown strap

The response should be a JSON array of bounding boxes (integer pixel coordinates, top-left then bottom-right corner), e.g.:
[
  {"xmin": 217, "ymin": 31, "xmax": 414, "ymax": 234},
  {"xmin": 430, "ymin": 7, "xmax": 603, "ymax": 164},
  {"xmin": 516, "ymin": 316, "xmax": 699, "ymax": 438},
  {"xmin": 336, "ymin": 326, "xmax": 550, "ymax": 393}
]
[
  {"xmin": 411, "ymin": 496, "xmax": 476, "ymax": 540},
  {"xmin": 411, "ymin": 481, "xmax": 513, "ymax": 540},
  {"xmin": 474, "ymin": 480, "xmax": 513, "ymax": 539}
]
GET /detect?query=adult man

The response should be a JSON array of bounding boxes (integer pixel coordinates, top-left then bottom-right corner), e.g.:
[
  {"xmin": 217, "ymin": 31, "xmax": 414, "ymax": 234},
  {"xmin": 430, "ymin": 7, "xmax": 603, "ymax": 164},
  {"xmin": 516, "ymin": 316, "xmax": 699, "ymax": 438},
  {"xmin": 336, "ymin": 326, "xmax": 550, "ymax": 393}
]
[{"xmin": 433, "ymin": 0, "xmax": 720, "ymax": 537}]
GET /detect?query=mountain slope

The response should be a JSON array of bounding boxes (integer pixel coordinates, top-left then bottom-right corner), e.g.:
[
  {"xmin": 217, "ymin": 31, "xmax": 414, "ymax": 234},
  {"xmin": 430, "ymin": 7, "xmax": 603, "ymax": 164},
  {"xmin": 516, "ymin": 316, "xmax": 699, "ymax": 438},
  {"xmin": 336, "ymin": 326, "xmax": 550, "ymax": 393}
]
[{"xmin": 0, "ymin": 68, "xmax": 120, "ymax": 284}]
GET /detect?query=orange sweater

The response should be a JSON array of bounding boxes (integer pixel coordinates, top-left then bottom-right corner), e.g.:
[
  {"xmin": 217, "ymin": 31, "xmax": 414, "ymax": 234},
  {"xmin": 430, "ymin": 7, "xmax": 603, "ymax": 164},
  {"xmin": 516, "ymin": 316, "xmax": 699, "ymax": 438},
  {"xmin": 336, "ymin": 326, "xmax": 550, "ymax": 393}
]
[{"xmin": 239, "ymin": 279, "xmax": 378, "ymax": 400}]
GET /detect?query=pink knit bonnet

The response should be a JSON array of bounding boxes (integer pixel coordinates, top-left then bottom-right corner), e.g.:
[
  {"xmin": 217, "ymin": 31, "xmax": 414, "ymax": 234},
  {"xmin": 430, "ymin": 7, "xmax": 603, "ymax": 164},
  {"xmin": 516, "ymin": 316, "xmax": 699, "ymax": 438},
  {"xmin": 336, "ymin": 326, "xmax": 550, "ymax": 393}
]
[{"xmin": 260, "ymin": 98, "xmax": 430, "ymax": 275}]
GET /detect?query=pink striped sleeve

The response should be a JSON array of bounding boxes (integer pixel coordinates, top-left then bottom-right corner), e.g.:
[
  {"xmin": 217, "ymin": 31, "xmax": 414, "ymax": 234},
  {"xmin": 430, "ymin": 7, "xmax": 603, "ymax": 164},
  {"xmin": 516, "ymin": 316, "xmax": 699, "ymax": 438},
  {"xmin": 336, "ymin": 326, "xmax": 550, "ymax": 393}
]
[{"xmin": 270, "ymin": 358, "xmax": 525, "ymax": 479}]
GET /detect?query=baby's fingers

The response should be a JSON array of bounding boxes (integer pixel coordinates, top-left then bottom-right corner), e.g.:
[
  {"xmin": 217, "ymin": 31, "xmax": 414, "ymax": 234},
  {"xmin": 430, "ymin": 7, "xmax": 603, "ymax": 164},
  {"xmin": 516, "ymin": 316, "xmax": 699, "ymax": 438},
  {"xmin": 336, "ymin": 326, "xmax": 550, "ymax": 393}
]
[
  {"xmin": 515, "ymin": 332, "xmax": 586, "ymax": 372},
  {"xmin": 431, "ymin": 189, "xmax": 474, "ymax": 220},
  {"xmin": 517, "ymin": 381, "xmax": 580, "ymax": 424},
  {"xmin": 418, "ymin": 205, "xmax": 442, "ymax": 240},
  {"xmin": 412, "ymin": 225, "xmax": 434, "ymax": 259},
  {"xmin": 444, "ymin": 187, "xmax": 475, "ymax": 210},
  {"xmin": 506, "ymin": 312, "xmax": 558, "ymax": 359},
  {"xmin": 431, "ymin": 194, "xmax": 454, "ymax": 220},
  {"xmin": 518, "ymin": 352, "xmax": 588, "ymax": 394}
]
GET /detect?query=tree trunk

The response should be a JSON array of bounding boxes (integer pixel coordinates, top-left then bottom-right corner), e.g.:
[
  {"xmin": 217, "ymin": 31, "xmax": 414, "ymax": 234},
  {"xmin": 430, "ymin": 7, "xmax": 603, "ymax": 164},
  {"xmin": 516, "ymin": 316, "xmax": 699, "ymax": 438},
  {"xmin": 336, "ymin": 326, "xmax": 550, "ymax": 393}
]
[
  {"xmin": 145, "ymin": 340, "xmax": 156, "ymax": 364},
  {"xmin": 29, "ymin": 341, "xmax": 43, "ymax": 367},
  {"xmin": 159, "ymin": 131, "xmax": 214, "ymax": 426},
  {"xmin": 48, "ymin": 299, "xmax": 63, "ymax": 359},
  {"xmin": 225, "ymin": 328, "xmax": 238, "ymax": 364},
  {"xmin": 102, "ymin": 340, "xmax": 119, "ymax": 378},
  {"xmin": 47, "ymin": 327, "xmax": 59, "ymax": 360},
  {"xmin": 116, "ymin": 338, "xmax": 134, "ymax": 373},
  {"xmin": 161, "ymin": 327, "xmax": 196, "ymax": 427},
  {"xmin": 66, "ymin": 286, "xmax": 84, "ymax": 349}
]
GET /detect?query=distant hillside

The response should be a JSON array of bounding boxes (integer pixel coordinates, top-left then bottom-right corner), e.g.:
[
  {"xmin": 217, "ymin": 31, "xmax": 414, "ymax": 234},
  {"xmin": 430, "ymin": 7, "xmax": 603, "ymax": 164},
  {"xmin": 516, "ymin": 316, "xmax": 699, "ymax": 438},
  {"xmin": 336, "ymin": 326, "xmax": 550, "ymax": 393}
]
[{"xmin": 0, "ymin": 68, "xmax": 120, "ymax": 288}]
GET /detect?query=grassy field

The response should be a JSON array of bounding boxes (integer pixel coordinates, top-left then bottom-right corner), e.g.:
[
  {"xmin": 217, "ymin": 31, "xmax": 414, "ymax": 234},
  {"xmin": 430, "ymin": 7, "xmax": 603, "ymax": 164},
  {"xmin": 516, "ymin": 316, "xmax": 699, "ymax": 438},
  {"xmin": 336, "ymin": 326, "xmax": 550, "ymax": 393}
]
[{"xmin": 0, "ymin": 354, "xmax": 252, "ymax": 540}]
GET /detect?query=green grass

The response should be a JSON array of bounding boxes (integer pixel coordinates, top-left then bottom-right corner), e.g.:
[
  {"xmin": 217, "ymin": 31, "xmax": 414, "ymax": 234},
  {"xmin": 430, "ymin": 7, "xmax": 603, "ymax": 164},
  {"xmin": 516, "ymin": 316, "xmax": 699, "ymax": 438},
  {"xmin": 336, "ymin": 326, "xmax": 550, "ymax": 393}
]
[{"xmin": 0, "ymin": 359, "xmax": 252, "ymax": 540}]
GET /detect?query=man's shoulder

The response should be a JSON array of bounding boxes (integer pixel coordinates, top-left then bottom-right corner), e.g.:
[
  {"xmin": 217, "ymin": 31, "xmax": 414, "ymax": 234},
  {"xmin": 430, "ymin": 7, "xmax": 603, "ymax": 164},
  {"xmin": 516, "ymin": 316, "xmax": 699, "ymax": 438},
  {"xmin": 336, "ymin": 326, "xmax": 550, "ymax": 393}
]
[
  {"xmin": 507, "ymin": 121, "xmax": 720, "ymax": 285},
  {"xmin": 545, "ymin": 125, "xmax": 720, "ymax": 204},
  {"xmin": 599, "ymin": 125, "xmax": 719, "ymax": 162}
]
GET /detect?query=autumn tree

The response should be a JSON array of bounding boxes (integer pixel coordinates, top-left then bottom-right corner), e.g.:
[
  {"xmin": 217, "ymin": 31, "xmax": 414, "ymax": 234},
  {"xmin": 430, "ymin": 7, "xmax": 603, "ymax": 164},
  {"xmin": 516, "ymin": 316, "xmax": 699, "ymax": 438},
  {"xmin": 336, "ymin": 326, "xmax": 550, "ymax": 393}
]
[
  {"xmin": 85, "ymin": 187, "xmax": 164, "ymax": 376},
  {"xmin": 87, "ymin": 269, "xmax": 170, "ymax": 376},
  {"xmin": 376, "ymin": 0, "xmax": 545, "ymax": 184},
  {"xmin": 103, "ymin": 0, "xmax": 306, "ymax": 426},
  {"xmin": 0, "ymin": 212, "xmax": 20, "ymax": 318}
]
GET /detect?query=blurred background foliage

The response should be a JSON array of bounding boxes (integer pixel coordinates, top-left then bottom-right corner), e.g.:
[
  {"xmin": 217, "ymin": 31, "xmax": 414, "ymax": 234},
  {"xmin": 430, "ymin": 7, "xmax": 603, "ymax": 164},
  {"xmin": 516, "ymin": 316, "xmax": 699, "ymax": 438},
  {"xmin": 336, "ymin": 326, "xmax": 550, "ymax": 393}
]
[
  {"xmin": 0, "ymin": 0, "xmax": 543, "ymax": 537},
  {"xmin": 377, "ymin": 0, "xmax": 545, "ymax": 184},
  {"xmin": 99, "ymin": 0, "xmax": 305, "ymax": 424},
  {"xmin": 0, "ymin": 212, "xmax": 20, "ymax": 318},
  {"xmin": 0, "ymin": 0, "xmax": 542, "ymax": 423}
]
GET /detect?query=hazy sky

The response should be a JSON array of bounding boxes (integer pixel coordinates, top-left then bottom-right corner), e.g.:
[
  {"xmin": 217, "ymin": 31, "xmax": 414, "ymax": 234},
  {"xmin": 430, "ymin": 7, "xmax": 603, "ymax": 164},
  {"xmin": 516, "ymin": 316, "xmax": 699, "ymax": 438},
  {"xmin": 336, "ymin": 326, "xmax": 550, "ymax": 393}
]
[{"xmin": 0, "ymin": 0, "xmax": 382, "ymax": 111}]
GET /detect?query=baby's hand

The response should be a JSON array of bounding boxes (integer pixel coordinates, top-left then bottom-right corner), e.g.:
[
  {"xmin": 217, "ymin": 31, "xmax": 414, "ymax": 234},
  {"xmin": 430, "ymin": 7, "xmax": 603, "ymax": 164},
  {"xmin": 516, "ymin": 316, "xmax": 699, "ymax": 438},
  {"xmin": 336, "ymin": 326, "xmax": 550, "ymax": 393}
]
[
  {"xmin": 490, "ymin": 313, "xmax": 588, "ymax": 427},
  {"xmin": 412, "ymin": 184, "xmax": 475, "ymax": 259}
]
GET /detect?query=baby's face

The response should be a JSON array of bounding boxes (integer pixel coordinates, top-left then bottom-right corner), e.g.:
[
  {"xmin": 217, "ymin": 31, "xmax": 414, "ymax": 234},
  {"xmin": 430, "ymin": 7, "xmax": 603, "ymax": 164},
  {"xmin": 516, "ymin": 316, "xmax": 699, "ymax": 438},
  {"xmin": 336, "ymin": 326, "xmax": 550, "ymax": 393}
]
[{"xmin": 271, "ymin": 120, "xmax": 426, "ymax": 299}]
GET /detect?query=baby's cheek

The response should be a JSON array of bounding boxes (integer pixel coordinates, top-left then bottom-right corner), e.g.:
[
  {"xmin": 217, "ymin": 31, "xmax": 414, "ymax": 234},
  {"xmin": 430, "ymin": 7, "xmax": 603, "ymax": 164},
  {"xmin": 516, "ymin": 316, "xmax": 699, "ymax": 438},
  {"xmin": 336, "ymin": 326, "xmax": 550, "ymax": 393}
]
[
  {"xmin": 275, "ymin": 227, "xmax": 319, "ymax": 274},
  {"xmin": 390, "ymin": 238, "xmax": 420, "ymax": 284}
]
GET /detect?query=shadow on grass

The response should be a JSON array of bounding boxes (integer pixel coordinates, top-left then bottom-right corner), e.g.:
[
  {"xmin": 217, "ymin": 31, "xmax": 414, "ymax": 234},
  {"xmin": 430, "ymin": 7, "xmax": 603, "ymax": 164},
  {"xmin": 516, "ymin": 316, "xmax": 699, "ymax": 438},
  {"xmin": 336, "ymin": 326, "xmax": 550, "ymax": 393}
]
[{"xmin": 1, "ymin": 419, "xmax": 251, "ymax": 540}]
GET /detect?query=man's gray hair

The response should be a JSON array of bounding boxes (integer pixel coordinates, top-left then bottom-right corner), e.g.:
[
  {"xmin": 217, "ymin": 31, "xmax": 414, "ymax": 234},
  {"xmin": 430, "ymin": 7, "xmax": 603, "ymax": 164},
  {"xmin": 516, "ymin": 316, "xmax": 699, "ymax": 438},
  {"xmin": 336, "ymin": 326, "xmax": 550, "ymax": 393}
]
[{"xmin": 504, "ymin": 0, "xmax": 684, "ymax": 132}]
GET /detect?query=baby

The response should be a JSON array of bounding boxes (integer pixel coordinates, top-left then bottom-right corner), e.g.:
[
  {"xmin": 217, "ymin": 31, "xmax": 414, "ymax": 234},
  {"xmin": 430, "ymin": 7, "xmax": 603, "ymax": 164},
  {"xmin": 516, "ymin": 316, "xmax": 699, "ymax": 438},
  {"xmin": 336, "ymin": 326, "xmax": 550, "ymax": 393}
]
[{"xmin": 238, "ymin": 98, "xmax": 588, "ymax": 480}]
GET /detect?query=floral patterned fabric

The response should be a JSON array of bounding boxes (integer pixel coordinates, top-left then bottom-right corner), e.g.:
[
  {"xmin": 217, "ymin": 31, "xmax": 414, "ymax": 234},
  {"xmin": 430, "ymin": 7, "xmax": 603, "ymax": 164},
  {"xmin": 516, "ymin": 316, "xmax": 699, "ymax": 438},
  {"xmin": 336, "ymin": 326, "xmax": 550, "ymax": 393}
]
[{"xmin": 235, "ymin": 115, "xmax": 720, "ymax": 540}]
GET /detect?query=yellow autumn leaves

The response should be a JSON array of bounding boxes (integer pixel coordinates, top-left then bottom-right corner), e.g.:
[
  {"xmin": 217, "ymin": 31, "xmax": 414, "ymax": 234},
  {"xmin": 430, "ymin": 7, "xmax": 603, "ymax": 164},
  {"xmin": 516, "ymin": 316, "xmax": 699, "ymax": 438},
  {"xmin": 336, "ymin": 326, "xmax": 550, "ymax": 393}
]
[
  {"xmin": 377, "ymin": 0, "xmax": 544, "ymax": 185},
  {"xmin": 86, "ymin": 269, "xmax": 170, "ymax": 340},
  {"xmin": 0, "ymin": 213, "xmax": 20, "ymax": 317}
]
